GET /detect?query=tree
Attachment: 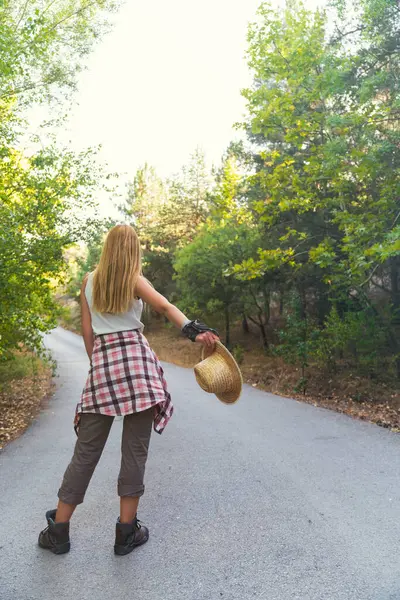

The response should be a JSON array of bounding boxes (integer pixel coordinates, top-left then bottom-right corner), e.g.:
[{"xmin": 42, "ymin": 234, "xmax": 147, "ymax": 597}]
[
  {"xmin": 0, "ymin": 145, "xmax": 104, "ymax": 356},
  {"xmin": 65, "ymin": 217, "xmax": 117, "ymax": 300},
  {"xmin": 123, "ymin": 164, "xmax": 166, "ymax": 246},
  {"xmin": 234, "ymin": 0, "xmax": 400, "ymax": 376},
  {"xmin": 173, "ymin": 149, "xmax": 269, "ymax": 347},
  {"xmin": 0, "ymin": 0, "xmax": 117, "ymax": 109},
  {"xmin": 121, "ymin": 150, "xmax": 212, "ymax": 297},
  {"xmin": 174, "ymin": 222, "xmax": 247, "ymax": 347},
  {"xmin": 0, "ymin": 0, "xmax": 117, "ymax": 358}
]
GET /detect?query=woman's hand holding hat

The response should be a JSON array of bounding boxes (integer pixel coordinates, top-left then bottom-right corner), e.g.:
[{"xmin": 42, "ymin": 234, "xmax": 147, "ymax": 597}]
[
  {"xmin": 195, "ymin": 330, "xmax": 219, "ymax": 349},
  {"xmin": 181, "ymin": 319, "xmax": 219, "ymax": 348}
]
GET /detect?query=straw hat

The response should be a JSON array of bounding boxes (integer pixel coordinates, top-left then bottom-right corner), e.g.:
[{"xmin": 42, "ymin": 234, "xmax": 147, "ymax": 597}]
[{"xmin": 194, "ymin": 341, "xmax": 243, "ymax": 404}]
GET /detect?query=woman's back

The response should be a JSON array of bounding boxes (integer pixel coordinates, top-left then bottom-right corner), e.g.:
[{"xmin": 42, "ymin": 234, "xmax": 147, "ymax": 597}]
[{"xmin": 85, "ymin": 272, "xmax": 144, "ymax": 335}]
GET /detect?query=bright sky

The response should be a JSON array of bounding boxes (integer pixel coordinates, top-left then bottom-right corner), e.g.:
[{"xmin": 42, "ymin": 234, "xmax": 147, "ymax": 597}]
[
  {"xmin": 64, "ymin": 0, "xmax": 324, "ymax": 184},
  {"xmin": 26, "ymin": 0, "xmax": 325, "ymax": 220},
  {"xmin": 66, "ymin": 0, "xmax": 260, "ymax": 179}
]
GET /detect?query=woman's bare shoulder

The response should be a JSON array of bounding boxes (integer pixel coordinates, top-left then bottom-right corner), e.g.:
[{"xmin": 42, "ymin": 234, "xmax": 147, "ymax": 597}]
[
  {"xmin": 81, "ymin": 272, "xmax": 91, "ymax": 291},
  {"xmin": 137, "ymin": 275, "xmax": 154, "ymax": 288}
]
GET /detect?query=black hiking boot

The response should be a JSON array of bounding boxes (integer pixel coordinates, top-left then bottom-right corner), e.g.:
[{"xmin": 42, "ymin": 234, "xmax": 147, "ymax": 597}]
[
  {"xmin": 114, "ymin": 517, "xmax": 149, "ymax": 556},
  {"xmin": 38, "ymin": 509, "xmax": 71, "ymax": 555}
]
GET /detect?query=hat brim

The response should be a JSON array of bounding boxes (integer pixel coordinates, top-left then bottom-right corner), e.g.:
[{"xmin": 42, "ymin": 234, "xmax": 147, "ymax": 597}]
[{"xmin": 200, "ymin": 341, "xmax": 243, "ymax": 404}]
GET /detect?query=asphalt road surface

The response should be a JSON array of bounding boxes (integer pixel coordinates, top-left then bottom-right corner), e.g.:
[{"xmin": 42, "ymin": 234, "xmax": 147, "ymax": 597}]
[{"xmin": 0, "ymin": 327, "xmax": 399, "ymax": 600}]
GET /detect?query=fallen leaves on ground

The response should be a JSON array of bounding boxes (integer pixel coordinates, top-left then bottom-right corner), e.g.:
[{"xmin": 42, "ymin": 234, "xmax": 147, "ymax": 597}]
[
  {"xmin": 146, "ymin": 326, "xmax": 400, "ymax": 433},
  {"xmin": 0, "ymin": 367, "xmax": 53, "ymax": 450}
]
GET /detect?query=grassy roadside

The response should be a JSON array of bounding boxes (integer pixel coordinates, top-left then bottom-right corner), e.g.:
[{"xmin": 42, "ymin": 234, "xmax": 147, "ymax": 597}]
[
  {"xmin": 0, "ymin": 353, "xmax": 54, "ymax": 450},
  {"xmin": 59, "ymin": 302, "xmax": 399, "ymax": 432}
]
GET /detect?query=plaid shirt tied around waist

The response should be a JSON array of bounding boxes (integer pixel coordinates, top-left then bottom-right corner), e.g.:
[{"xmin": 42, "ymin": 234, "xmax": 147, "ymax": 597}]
[{"xmin": 75, "ymin": 330, "xmax": 174, "ymax": 435}]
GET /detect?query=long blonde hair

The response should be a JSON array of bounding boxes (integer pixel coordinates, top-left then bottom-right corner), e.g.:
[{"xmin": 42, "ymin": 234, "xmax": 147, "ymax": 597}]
[{"xmin": 92, "ymin": 225, "xmax": 142, "ymax": 314}]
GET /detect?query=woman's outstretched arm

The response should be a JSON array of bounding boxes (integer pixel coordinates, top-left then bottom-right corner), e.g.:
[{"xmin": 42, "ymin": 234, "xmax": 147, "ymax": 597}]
[
  {"xmin": 81, "ymin": 275, "xmax": 94, "ymax": 361},
  {"xmin": 135, "ymin": 276, "xmax": 218, "ymax": 348}
]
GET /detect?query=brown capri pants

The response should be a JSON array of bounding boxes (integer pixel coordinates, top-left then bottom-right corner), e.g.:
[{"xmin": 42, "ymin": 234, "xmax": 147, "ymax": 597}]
[{"xmin": 58, "ymin": 409, "xmax": 153, "ymax": 505}]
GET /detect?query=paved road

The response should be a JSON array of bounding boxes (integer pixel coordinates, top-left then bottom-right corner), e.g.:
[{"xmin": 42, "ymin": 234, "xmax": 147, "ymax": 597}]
[{"xmin": 0, "ymin": 328, "xmax": 399, "ymax": 600}]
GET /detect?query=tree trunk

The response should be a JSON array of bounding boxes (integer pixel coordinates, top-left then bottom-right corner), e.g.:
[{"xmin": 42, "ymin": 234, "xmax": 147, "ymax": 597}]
[
  {"xmin": 389, "ymin": 257, "xmax": 400, "ymax": 377},
  {"xmin": 248, "ymin": 315, "xmax": 269, "ymax": 350},
  {"xmin": 263, "ymin": 289, "xmax": 271, "ymax": 324},
  {"xmin": 259, "ymin": 321, "xmax": 269, "ymax": 351},
  {"xmin": 357, "ymin": 286, "xmax": 400, "ymax": 379},
  {"xmin": 279, "ymin": 292, "xmax": 284, "ymax": 316},
  {"xmin": 390, "ymin": 256, "xmax": 400, "ymax": 323},
  {"xmin": 242, "ymin": 313, "xmax": 249, "ymax": 334},
  {"xmin": 224, "ymin": 305, "xmax": 231, "ymax": 348},
  {"xmin": 298, "ymin": 286, "xmax": 307, "ymax": 320},
  {"xmin": 317, "ymin": 289, "xmax": 330, "ymax": 326}
]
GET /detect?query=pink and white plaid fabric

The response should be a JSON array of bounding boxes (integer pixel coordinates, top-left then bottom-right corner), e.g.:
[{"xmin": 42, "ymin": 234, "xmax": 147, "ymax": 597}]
[{"xmin": 75, "ymin": 330, "xmax": 174, "ymax": 435}]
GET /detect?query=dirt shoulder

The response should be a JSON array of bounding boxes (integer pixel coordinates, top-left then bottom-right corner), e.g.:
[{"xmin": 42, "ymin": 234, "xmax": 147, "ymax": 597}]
[
  {"xmin": 0, "ymin": 357, "xmax": 54, "ymax": 450},
  {"xmin": 145, "ymin": 326, "xmax": 400, "ymax": 433}
]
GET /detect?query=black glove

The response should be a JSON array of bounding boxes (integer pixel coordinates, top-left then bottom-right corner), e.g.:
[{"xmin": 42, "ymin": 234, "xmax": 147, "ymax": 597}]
[{"xmin": 182, "ymin": 319, "xmax": 219, "ymax": 343}]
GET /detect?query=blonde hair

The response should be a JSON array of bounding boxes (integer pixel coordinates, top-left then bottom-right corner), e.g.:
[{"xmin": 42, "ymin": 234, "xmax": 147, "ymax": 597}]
[{"xmin": 92, "ymin": 225, "xmax": 142, "ymax": 314}]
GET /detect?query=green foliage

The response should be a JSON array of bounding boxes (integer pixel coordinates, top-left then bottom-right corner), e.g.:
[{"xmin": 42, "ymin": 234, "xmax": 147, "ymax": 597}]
[
  {"xmin": 0, "ymin": 354, "xmax": 36, "ymax": 386},
  {"xmin": 0, "ymin": 0, "xmax": 117, "ymax": 358},
  {"xmin": 0, "ymin": 144, "xmax": 105, "ymax": 357},
  {"xmin": 66, "ymin": 219, "xmax": 116, "ymax": 299},
  {"xmin": 172, "ymin": 150, "xmax": 270, "ymax": 347},
  {"xmin": 0, "ymin": 352, "xmax": 50, "ymax": 391},
  {"xmin": 232, "ymin": 344, "xmax": 245, "ymax": 365},
  {"xmin": 174, "ymin": 222, "xmax": 242, "ymax": 316},
  {"xmin": 311, "ymin": 306, "xmax": 390, "ymax": 376},
  {"xmin": 240, "ymin": 0, "xmax": 400, "ymax": 283},
  {"xmin": 276, "ymin": 297, "xmax": 392, "ymax": 383},
  {"xmin": 121, "ymin": 150, "xmax": 211, "ymax": 298},
  {"xmin": 274, "ymin": 293, "xmax": 320, "ymax": 392},
  {"xmin": 57, "ymin": 302, "xmax": 81, "ymax": 334},
  {"xmin": 231, "ymin": 0, "xmax": 400, "ymax": 377},
  {"xmin": 174, "ymin": 213, "xmax": 270, "ymax": 347},
  {"xmin": 0, "ymin": 0, "xmax": 118, "ymax": 109}
]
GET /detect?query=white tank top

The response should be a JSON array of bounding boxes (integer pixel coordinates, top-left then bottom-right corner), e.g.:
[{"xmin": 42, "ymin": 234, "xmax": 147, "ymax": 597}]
[{"xmin": 85, "ymin": 272, "xmax": 144, "ymax": 335}]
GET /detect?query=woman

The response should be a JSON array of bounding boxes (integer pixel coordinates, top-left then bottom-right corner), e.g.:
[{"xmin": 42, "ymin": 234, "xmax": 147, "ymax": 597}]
[{"xmin": 38, "ymin": 224, "xmax": 218, "ymax": 556}]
